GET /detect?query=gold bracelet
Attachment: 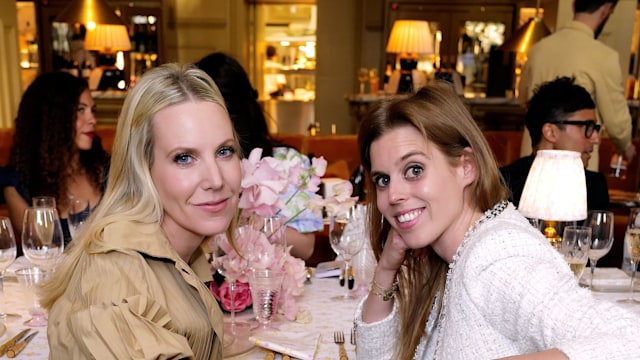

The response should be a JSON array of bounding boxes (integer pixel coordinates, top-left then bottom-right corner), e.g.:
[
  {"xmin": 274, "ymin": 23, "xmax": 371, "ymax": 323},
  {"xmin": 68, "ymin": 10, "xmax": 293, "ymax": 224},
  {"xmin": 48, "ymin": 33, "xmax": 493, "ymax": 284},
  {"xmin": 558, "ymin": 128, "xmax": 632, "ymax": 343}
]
[{"xmin": 370, "ymin": 277, "xmax": 399, "ymax": 301}]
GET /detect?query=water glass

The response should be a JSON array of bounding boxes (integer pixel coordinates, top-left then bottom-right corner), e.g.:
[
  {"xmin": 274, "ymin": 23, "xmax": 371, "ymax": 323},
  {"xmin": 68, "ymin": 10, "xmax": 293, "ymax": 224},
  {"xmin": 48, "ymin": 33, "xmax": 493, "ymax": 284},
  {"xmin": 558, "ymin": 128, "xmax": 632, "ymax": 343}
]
[
  {"xmin": 560, "ymin": 226, "xmax": 591, "ymax": 280},
  {"xmin": 249, "ymin": 268, "xmax": 284, "ymax": 331},
  {"xmin": 15, "ymin": 267, "xmax": 48, "ymax": 327},
  {"xmin": 0, "ymin": 218, "xmax": 17, "ymax": 321},
  {"xmin": 620, "ymin": 207, "xmax": 640, "ymax": 304},
  {"xmin": 68, "ymin": 196, "xmax": 91, "ymax": 239},
  {"xmin": 584, "ymin": 210, "xmax": 614, "ymax": 290}
]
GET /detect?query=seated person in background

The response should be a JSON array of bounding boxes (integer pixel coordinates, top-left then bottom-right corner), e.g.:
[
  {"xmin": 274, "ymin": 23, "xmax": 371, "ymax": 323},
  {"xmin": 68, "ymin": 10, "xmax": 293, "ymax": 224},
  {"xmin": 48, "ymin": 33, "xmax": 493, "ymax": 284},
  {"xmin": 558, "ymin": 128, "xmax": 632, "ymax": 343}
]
[
  {"xmin": 500, "ymin": 76, "xmax": 609, "ymax": 210},
  {"xmin": 195, "ymin": 52, "xmax": 323, "ymax": 260},
  {"xmin": 0, "ymin": 72, "xmax": 109, "ymax": 247},
  {"xmin": 41, "ymin": 64, "xmax": 239, "ymax": 359}
]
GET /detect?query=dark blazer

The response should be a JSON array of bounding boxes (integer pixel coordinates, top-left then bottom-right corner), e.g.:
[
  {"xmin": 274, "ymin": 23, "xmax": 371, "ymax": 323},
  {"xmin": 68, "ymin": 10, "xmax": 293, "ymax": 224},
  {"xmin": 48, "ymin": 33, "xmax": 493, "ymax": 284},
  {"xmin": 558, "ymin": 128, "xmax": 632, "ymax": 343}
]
[{"xmin": 500, "ymin": 155, "xmax": 610, "ymax": 211}]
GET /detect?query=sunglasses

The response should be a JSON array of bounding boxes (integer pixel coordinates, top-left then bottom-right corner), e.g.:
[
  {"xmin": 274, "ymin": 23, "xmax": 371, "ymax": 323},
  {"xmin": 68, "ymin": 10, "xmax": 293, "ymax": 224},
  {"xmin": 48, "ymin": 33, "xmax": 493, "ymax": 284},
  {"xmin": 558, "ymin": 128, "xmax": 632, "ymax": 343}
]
[{"xmin": 548, "ymin": 120, "xmax": 601, "ymax": 138}]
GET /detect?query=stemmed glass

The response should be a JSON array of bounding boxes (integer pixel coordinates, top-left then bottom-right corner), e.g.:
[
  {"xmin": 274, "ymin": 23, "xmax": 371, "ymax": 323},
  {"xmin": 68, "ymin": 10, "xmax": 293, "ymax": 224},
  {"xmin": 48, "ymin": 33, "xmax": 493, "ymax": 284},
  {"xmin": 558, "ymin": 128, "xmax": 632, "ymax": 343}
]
[
  {"xmin": 210, "ymin": 232, "xmax": 253, "ymax": 357},
  {"xmin": 0, "ymin": 217, "xmax": 18, "ymax": 322},
  {"xmin": 583, "ymin": 211, "xmax": 615, "ymax": 290},
  {"xmin": 329, "ymin": 204, "xmax": 366, "ymax": 300},
  {"xmin": 68, "ymin": 196, "xmax": 91, "ymax": 241},
  {"xmin": 560, "ymin": 226, "xmax": 591, "ymax": 280},
  {"xmin": 21, "ymin": 207, "xmax": 65, "ymax": 273},
  {"xmin": 619, "ymin": 207, "xmax": 640, "ymax": 304}
]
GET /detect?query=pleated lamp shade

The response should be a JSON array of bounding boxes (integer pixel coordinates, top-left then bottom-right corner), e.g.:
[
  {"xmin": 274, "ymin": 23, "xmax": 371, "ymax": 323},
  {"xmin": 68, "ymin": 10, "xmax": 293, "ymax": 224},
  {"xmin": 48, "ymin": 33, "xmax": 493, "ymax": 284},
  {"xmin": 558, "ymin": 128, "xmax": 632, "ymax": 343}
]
[
  {"xmin": 85, "ymin": 24, "xmax": 131, "ymax": 52},
  {"xmin": 386, "ymin": 20, "xmax": 434, "ymax": 55},
  {"xmin": 518, "ymin": 150, "xmax": 587, "ymax": 221}
]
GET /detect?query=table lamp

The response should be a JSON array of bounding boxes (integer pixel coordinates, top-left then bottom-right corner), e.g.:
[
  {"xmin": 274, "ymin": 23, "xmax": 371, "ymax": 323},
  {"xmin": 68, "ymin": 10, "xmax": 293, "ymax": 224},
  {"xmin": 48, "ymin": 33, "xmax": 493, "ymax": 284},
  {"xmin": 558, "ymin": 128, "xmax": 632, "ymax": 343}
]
[
  {"xmin": 85, "ymin": 24, "xmax": 132, "ymax": 90},
  {"xmin": 385, "ymin": 20, "xmax": 433, "ymax": 93},
  {"xmin": 518, "ymin": 150, "xmax": 587, "ymax": 248}
]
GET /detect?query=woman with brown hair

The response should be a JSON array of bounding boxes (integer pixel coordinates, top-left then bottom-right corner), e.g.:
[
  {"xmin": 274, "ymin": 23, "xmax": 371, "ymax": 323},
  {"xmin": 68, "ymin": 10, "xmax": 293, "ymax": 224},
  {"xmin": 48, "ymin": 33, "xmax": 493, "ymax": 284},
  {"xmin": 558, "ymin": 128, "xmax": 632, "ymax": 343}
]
[
  {"xmin": 354, "ymin": 82, "xmax": 640, "ymax": 359},
  {"xmin": 1, "ymin": 71, "xmax": 109, "ymax": 246}
]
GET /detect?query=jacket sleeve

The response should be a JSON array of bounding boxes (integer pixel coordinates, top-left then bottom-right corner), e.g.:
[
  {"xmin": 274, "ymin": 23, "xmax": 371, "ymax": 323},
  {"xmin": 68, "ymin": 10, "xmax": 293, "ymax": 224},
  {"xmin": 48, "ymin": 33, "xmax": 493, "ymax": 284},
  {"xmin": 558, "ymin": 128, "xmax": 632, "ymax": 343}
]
[{"xmin": 67, "ymin": 295, "xmax": 195, "ymax": 360}]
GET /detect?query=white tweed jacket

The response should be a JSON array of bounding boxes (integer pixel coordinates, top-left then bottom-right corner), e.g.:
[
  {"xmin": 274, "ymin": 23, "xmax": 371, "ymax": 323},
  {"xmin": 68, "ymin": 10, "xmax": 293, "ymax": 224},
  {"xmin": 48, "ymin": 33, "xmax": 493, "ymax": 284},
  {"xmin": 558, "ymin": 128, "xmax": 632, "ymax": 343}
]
[{"xmin": 354, "ymin": 203, "xmax": 640, "ymax": 359}]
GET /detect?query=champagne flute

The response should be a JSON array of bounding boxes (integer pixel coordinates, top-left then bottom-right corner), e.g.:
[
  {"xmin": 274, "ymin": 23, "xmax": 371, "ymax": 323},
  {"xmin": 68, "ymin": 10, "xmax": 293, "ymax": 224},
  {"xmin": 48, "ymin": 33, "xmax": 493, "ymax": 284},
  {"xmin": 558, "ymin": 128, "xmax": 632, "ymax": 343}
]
[
  {"xmin": 584, "ymin": 211, "xmax": 615, "ymax": 290},
  {"xmin": 210, "ymin": 232, "xmax": 253, "ymax": 357},
  {"xmin": 620, "ymin": 207, "xmax": 640, "ymax": 304},
  {"xmin": 329, "ymin": 204, "xmax": 366, "ymax": 300},
  {"xmin": 560, "ymin": 226, "xmax": 591, "ymax": 280},
  {"xmin": 21, "ymin": 207, "xmax": 64, "ymax": 273},
  {"xmin": 0, "ymin": 217, "xmax": 18, "ymax": 322}
]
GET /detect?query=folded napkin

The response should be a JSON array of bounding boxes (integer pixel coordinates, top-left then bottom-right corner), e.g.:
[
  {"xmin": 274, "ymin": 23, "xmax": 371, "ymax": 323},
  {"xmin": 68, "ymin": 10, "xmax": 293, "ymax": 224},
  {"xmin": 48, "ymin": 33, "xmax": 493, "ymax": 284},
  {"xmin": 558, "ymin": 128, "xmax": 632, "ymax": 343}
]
[
  {"xmin": 249, "ymin": 330, "xmax": 319, "ymax": 360},
  {"xmin": 579, "ymin": 267, "xmax": 640, "ymax": 292}
]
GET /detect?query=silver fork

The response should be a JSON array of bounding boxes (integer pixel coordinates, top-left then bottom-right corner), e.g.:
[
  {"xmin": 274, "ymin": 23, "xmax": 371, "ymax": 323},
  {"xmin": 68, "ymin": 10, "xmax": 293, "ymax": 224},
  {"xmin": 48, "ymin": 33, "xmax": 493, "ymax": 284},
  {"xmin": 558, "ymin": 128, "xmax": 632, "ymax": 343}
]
[{"xmin": 333, "ymin": 331, "xmax": 348, "ymax": 360}]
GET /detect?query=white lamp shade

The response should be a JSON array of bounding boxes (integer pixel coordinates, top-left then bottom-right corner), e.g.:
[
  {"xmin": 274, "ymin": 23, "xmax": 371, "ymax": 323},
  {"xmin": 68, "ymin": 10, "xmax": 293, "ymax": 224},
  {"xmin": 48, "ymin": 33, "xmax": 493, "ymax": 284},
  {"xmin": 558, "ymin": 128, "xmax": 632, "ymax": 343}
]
[
  {"xmin": 85, "ymin": 24, "xmax": 132, "ymax": 52},
  {"xmin": 518, "ymin": 150, "xmax": 587, "ymax": 221},
  {"xmin": 386, "ymin": 20, "xmax": 434, "ymax": 55}
]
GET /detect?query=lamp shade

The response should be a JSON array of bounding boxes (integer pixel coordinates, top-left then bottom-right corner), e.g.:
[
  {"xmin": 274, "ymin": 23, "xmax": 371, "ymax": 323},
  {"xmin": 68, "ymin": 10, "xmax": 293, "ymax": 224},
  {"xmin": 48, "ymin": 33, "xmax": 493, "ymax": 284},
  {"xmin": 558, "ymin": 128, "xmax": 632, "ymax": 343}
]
[
  {"xmin": 55, "ymin": 0, "xmax": 126, "ymax": 27},
  {"xmin": 518, "ymin": 150, "xmax": 587, "ymax": 221},
  {"xmin": 85, "ymin": 24, "xmax": 131, "ymax": 52},
  {"xmin": 386, "ymin": 20, "xmax": 434, "ymax": 55},
  {"xmin": 498, "ymin": 17, "xmax": 551, "ymax": 54}
]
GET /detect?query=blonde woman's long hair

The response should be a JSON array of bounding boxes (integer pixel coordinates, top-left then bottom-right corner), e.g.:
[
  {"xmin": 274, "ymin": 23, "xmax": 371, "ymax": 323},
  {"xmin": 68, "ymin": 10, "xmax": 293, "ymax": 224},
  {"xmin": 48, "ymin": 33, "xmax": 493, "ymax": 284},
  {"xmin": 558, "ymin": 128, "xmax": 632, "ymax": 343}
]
[
  {"xmin": 358, "ymin": 82, "xmax": 508, "ymax": 360},
  {"xmin": 40, "ymin": 63, "xmax": 240, "ymax": 309}
]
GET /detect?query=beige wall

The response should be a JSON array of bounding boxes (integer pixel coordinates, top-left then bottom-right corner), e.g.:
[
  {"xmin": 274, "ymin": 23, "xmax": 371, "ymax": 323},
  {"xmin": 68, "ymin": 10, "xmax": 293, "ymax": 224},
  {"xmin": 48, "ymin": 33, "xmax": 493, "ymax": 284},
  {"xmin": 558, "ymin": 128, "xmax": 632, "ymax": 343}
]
[{"xmin": 0, "ymin": 0, "xmax": 21, "ymax": 128}]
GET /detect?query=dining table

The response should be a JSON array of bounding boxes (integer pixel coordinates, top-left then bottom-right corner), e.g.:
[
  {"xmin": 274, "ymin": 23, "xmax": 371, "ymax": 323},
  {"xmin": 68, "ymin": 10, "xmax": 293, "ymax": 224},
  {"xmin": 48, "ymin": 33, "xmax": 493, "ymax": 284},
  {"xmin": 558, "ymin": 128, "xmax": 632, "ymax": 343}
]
[{"xmin": 2, "ymin": 261, "xmax": 640, "ymax": 360}]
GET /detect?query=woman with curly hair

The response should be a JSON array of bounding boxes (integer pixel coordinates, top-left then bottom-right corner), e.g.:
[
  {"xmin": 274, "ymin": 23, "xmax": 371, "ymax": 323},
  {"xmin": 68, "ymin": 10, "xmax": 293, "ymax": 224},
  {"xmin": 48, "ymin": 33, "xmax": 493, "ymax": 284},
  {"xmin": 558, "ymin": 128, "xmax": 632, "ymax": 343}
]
[{"xmin": 0, "ymin": 71, "xmax": 109, "ymax": 249}]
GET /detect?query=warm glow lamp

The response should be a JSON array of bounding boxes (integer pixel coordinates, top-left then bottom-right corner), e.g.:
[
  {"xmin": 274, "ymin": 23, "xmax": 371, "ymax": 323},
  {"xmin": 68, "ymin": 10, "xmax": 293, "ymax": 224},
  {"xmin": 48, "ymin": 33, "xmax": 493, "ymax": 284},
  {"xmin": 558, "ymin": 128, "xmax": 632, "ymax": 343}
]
[
  {"xmin": 55, "ymin": 0, "xmax": 127, "ymax": 29},
  {"xmin": 385, "ymin": 20, "xmax": 434, "ymax": 93},
  {"xmin": 518, "ymin": 150, "xmax": 587, "ymax": 248}
]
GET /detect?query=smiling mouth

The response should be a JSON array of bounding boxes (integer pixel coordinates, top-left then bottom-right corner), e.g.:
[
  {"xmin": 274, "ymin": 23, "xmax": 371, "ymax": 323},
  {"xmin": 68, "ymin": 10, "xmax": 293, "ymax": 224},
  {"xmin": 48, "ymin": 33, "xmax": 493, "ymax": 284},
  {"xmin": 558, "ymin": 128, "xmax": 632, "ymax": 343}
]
[{"xmin": 396, "ymin": 209, "xmax": 423, "ymax": 224}]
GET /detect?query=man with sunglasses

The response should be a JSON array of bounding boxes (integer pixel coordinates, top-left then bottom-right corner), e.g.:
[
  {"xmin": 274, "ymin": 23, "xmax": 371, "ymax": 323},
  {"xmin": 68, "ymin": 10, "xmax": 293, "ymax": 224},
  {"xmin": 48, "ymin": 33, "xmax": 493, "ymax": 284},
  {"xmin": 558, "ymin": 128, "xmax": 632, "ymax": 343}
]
[
  {"xmin": 518, "ymin": 0, "xmax": 635, "ymax": 171},
  {"xmin": 501, "ymin": 76, "xmax": 610, "ymax": 210}
]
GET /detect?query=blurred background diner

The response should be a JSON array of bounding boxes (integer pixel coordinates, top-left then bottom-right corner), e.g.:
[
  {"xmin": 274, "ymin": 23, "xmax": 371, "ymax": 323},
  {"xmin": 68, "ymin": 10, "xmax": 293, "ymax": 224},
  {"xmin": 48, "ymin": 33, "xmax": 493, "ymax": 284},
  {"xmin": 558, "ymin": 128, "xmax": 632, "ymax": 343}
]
[{"xmin": 1, "ymin": 0, "xmax": 640, "ymax": 268}]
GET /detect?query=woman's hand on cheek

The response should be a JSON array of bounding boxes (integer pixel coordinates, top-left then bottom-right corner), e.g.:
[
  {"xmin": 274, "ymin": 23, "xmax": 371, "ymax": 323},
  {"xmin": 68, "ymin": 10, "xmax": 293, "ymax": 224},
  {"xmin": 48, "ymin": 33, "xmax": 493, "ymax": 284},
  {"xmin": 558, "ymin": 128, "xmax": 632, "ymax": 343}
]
[{"xmin": 378, "ymin": 229, "xmax": 408, "ymax": 273}]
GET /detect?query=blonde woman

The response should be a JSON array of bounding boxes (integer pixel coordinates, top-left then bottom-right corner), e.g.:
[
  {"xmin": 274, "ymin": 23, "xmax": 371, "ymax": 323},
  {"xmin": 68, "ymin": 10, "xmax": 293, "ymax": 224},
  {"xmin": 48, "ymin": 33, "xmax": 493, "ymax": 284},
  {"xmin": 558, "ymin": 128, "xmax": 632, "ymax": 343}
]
[
  {"xmin": 41, "ymin": 64, "xmax": 242, "ymax": 359},
  {"xmin": 354, "ymin": 82, "xmax": 640, "ymax": 359}
]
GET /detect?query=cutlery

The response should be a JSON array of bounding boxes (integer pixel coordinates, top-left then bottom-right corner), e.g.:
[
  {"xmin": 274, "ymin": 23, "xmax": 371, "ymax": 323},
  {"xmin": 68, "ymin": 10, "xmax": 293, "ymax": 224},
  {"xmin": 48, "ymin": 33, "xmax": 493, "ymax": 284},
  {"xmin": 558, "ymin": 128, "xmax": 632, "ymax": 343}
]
[
  {"xmin": 7, "ymin": 331, "xmax": 38, "ymax": 358},
  {"xmin": 333, "ymin": 331, "xmax": 348, "ymax": 360},
  {"xmin": 350, "ymin": 327, "xmax": 356, "ymax": 345},
  {"xmin": 263, "ymin": 350, "xmax": 291, "ymax": 360},
  {"xmin": 0, "ymin": 329, "xmax": 30, "ymax": 356}
]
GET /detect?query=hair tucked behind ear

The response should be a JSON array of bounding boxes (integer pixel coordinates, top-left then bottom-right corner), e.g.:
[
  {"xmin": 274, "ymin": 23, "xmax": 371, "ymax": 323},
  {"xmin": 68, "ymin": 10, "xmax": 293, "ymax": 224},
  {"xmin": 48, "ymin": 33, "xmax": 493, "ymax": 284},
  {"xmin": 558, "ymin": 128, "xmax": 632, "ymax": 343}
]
[{"xmin": 358, "ymin": 82, "xmax": 507, "ymax": 359}]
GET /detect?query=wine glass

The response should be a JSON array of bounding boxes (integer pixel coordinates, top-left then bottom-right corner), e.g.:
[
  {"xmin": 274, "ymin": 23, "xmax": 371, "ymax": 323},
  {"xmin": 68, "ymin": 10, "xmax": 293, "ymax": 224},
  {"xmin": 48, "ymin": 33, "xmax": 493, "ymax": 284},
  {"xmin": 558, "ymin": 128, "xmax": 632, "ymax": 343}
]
[
  {"xmin": 583, "ymin": 211, "xmax": 615, "ymax": 290},
  {"xmin": 619, "ymin": 207, "xmax": 640, "ymax": 304},
  {"xmin": 15, "ymin": 267, "xmax": 48, "ymax": 327},
  {"xmin": 357, "ymin": 68, "xmax": 369, "ymax": 94},
  {"xmin": 210, "ymin": 232, "xmax": 253, "ymax": 357},
  {"xmin": 21, "ymin": 207, "xmax": 64, "ymax": 272},
  {"xmin": 32, "ymin": 196, "xmax": 56, "ymax": 208},
  {"xmin": 560, "ymin": 226, "xmax": 591, "ymax": 280},
  {"xmin": 68, "ymin": 196, "xmax": 91, "ymax": 241},
  {"xmin": 0, "ymin": 217, "xmax": 19, "ymax": 322},
  {"xmin": 329, "ymin": 204, "xmax": 366, "ymax": 300}
]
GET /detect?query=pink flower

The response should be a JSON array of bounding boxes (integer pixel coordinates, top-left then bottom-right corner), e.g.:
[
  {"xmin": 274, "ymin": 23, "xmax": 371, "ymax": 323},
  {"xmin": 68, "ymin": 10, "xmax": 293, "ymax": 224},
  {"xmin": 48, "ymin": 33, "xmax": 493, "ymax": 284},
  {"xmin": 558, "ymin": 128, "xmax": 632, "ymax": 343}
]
[
  {"xmin": 210, "ymin": 280, "xmax": 252, "ymax": 312},
  {"xmin": 324, "ymin": 180, "xmax": 359, "ymax": 216}
]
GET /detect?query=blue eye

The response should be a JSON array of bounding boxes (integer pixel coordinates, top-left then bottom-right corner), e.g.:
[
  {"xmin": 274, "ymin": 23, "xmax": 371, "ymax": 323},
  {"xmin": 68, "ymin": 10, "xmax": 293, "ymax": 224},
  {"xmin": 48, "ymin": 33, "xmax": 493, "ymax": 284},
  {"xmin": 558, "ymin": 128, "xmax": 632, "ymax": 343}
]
[
  {"xmin": 173, "ymin": 153, "xmax": 193, "ymax": 165},
  {"xmin": 218, "ymin": 146, "xmax": 236, "ymax": 158},
  {"xmin": 404, "ymin": 165, "xmax": 423, "ymax": 179}
]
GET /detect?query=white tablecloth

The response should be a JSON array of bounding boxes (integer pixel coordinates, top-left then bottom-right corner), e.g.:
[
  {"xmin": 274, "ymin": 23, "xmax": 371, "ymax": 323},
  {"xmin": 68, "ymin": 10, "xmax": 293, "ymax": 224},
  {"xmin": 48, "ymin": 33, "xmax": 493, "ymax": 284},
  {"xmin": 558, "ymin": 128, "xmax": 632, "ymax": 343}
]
[{"xmin": 2, "ymin": 266, "xmax": 640, "ymax": 359}]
